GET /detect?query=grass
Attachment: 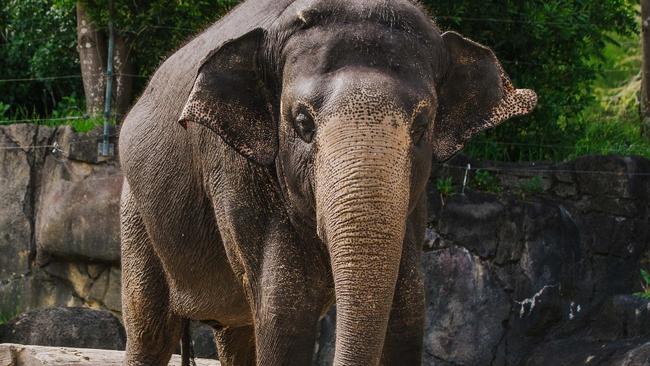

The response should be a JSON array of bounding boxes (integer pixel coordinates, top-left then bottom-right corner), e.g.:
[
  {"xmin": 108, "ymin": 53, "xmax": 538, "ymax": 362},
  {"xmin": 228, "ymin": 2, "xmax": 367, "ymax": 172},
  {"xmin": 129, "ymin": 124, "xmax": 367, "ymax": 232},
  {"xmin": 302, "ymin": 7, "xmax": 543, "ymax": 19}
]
[
  {"xmin": 0, "ymin": 97, "xmax": 106, "ymax": 133},
  {"xmin": 570, "ymin": 118, "xmax": 650, "ymax": 159}
]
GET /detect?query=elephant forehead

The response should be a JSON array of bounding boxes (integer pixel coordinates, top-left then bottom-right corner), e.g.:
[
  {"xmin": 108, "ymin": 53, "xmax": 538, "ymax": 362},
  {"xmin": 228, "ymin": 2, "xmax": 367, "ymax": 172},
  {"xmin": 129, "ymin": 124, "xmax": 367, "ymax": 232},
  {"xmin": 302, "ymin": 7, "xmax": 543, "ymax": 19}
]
[
  {"xmin": 324, "ymin": 87, "xmax": 405, "ymax": 124},
  {"xmin": 316, "ymin": 77, "xmax": 430, "ymax": 126},
  {"xmin": 276, "ymin": 0, "xmax": 441, "ymax": 81},
  {"xmin": 288, "ymin": 0, "xmax": 432, "ymax": 33}
]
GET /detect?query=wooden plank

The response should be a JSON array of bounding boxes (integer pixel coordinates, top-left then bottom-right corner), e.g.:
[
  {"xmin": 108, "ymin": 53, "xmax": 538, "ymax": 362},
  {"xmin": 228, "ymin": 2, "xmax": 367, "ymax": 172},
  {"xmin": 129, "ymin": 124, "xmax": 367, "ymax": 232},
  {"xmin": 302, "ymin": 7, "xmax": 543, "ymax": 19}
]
[{"xmin": 0, "ymin": 344, "xmax": 220, "ymax": 366}]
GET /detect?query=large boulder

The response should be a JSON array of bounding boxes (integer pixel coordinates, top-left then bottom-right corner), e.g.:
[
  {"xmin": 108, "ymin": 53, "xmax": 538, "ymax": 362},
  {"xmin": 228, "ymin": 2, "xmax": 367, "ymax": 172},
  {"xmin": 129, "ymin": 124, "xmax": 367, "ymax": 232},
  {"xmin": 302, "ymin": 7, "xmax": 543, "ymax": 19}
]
[
  {"xmin": 0, "ymin": 307, "xmax": 126, "ymax": 350},
  {"xmin": 0, "ymin": 125, "xmax": 54, "ymax": 284},
  {"xmin": 525, "ymin": 338, "xmax": 650, "ymax": 366},
  {"xmin": 35, "ymin": 126, "xmax": 122, "ymax": 264},
  {"xmin": 422, "ymin": 246, "xmax": 510, "ymax": 366},
  {"xmin": 523, "ymin": 295, "xmax": 650, "ymax": 366}
]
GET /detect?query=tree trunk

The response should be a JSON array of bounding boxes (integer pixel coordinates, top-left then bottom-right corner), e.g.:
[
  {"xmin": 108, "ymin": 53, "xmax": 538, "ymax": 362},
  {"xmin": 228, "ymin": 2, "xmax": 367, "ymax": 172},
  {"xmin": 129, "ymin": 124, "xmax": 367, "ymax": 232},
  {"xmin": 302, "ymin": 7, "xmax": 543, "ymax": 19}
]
[
  {"xmin": 76, "ymin": 2, "xmax": 134, "ymax": 119},
  {"xmin": 76, "ymin": 2, "xmax": 106, "ymax": 116},
  {"xmin": 641, "ymin": 0, "xmax": 650, "ymax": 136},
  {"xmin": 113, "ymin": 34, "xmax": 135, "ymax": 119}
]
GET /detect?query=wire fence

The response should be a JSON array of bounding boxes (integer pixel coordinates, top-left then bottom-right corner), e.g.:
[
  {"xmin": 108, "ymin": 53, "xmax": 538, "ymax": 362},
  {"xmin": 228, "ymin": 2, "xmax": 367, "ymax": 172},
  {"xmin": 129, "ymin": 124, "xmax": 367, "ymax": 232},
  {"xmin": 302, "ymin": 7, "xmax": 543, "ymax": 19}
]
[
  {"xmin": 1, "ymin": 132, "xmax": 648, "ymax": 178},
  {"xmin": 0, "ymin": 12, "xmax": 645, "ymax": 173},
  {"xmin": 0, "ymin": 63, "xmax": 630, "ymax": 84},
  {"xmin": 433, "ymin": 162, "xmax": 650, "ymax": 177},
  {"xmin": 0, "ymin": 116, "xmax": 88, "ymax": 124},
  {"xmin": 0, "ymin": 132, "xmax": 119, "ymax": 150},
  {"xmin": 0, "ymin": 73, "xmax": 149, "ymax": 83},
  {"xmin": 434, "ymin": 15, "xmax": 572, "ymax": 26},
  {"xmin": 0, "ymin": 11, "xmax": 639, "ymax": 85}
]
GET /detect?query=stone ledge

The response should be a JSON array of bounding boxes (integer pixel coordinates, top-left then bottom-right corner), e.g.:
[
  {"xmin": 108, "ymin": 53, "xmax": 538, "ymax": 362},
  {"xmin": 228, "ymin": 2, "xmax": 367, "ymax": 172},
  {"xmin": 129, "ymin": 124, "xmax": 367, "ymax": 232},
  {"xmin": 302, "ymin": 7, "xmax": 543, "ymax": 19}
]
[{"xmin": 0, "ymin": 344, "xmax": 219, "ymax": 366}]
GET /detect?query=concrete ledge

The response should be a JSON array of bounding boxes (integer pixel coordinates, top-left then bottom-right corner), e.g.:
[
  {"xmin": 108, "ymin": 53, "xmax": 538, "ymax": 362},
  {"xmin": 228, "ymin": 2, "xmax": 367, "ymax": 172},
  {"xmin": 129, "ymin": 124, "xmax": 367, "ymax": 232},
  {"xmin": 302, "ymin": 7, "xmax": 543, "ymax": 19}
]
[{"xmin": 0, "ymin": 344, "xmax": 220, "ymax": 366}]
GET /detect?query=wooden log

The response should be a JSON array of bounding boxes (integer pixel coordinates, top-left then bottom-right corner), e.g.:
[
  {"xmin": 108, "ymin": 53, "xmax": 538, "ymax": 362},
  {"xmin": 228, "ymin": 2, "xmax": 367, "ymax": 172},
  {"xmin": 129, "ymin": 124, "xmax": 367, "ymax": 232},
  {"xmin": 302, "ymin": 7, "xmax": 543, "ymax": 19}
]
[{"xmin": 0, "ymin": 344, "xmax": 220, "ymax": 366}]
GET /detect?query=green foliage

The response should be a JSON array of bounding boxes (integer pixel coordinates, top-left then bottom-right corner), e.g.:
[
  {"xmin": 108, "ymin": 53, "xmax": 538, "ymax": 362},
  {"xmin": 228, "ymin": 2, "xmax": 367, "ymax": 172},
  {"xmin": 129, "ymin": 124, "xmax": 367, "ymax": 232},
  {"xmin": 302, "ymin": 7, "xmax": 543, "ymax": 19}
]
[
  {"xmin": 0, "ymin": 0, "xmax": 82, "ymax": 115},
  {"xmin": 0, "ymin": 95, "xmax": 102, "ymax": 132},
  {"xmin": 50, "ymin": 94, "xmax": 104, "ymax": 132},
  {"xmin": 422, "ymin": 0, "xmax": 638, "ymax": 161},
  {"xmin": 591, "ymin": 26, "xmax": 642, "ymax": 118},
  {"xmin": 519, "ymin": 176, "xmax": 544, "ymax": 195},
  {"xmin": 0, "ymin": 102, "xmax": 10, "ymax": 118},
  {"xmin": 570, "ymin": 117, "xmax": 650, "ymax": 158},
  {"xmin": 0, "ymin": 307, "xmax": 20, "ymax": 325},
  {"xmin": 0, "ymin": 0, "xmax": 237, "ymax": 124},
  {"xmin": 471, "ymin": 169, "xmax": 502, "ymax": 193},
  {"xmin": 436, "ymin": 177, "xmax": 455, "ymax": 196},
  {"xmin": 570, "ymin": 20, "xmax": 650, "ymax": 160},
  {"xmin": 80, "ymin": 0, "xmax": 239, "ymax": 82},
  {"xmin": 1, "ymin": 0, "xmax": 648, "ymax": 160},
  {"xmin": 635, "ymin": 269, "xmax": 650, "ymax": 299}
]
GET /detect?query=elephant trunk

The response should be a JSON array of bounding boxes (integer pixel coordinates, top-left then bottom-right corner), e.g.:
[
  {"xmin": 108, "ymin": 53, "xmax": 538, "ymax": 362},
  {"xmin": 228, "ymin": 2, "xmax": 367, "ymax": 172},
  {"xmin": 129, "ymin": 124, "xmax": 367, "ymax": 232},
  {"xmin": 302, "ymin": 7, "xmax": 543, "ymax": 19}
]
[{"xmin": 315, "ymin": 116, "xmax": 411, "ymax": 366}]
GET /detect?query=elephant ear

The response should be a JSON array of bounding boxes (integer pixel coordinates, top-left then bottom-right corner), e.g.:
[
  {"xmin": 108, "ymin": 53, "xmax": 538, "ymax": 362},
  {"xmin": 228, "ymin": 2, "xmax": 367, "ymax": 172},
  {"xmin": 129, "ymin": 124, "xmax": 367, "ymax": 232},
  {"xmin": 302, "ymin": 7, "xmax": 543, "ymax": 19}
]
[
  {"xmin": 178, "ymin": 28, "xmax": 277, "ymax": 165},
  {"xmin": 433, "ymin": 31, "xmax": 537, "ymax": 161}
]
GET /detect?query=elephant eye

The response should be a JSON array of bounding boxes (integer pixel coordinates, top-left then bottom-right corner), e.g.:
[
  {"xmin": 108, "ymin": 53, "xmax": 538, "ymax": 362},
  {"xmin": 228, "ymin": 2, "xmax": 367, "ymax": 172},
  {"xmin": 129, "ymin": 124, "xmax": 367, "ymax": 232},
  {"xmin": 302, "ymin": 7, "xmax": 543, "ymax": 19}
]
[
  {"xmin": 293, "ymin": 111, "xmax": 316, "ymax": 143},
  {"xmin": 411, "ymin": 111, "xmax": 430, "ymax": 145}
]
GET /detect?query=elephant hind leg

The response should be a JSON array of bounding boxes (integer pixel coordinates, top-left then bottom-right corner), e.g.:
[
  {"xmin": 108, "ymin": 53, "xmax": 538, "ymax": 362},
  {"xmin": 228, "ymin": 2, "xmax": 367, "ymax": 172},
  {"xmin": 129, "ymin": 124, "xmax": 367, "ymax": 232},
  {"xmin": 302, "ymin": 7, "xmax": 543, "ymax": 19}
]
[
  {"xmin": 214, "ymin": 325, "xmax": 255, "ymax": 366},
  {"xmin": 121, "ymin": 182, "xmax": 183, "ymax": 365}
]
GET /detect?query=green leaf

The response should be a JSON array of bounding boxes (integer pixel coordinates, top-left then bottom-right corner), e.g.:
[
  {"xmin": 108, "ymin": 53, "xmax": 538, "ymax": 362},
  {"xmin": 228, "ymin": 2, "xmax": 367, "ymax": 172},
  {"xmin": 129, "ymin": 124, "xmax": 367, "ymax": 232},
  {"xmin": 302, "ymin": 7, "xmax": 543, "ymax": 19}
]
[{"xmin": 641, "ymin": 269, "xmax": 650, "ymax": 286}]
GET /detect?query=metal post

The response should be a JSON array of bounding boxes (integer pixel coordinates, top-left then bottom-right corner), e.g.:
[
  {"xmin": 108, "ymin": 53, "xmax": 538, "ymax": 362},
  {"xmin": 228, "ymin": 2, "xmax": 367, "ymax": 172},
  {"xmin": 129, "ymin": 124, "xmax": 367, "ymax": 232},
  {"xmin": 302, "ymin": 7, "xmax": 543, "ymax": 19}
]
[
  {"xmin": 100, "ymin": 0, "xmax": 115, "ymax": 157},
  {"xmin": 461, "ymin": 163, "xmax": 470, "ymax": 195}
]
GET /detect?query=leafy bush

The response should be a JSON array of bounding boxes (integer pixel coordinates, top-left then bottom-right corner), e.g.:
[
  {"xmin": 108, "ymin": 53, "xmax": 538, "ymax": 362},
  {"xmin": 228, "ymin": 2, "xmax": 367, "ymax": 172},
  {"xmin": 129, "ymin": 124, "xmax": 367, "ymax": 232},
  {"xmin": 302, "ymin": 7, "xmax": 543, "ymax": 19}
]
[
  {"xmin": 471, "ymin": 170, "xmax": 502, "ymax": 193},
  {"xmin": 0, "ymin": 0, "xmax": 646, "ymax": 160},
  {"xmin": 519, "ymin": 176, "xmax": 544, "ymax": 196},
  {"xmin": 0, "ymin": 95, "xmax": 102, "ymax": 133},
  {"xmin": 0, "ymin": 307, "xmax": 20, "ymax": 325},
  {"xmin": 0, "ymin": 102, "xmax": 10, "ymax": 119},
  {"xmin": 0, "ymin": 0, "xmax": 82, "ymax": 115},
  {"xmin": 636, "ymin": 269, "xmax": 650, "ymax": 299},
  {"xmin": 1, "ymin": 0, "xmax": 237, "ymax": 120},
  {"xmin": 436, "ymin": 177, "xmax": 455, "ymax": 196},
  {"xmin": 423, "ymin": 0, "xmax": 638, "ymax": 161}
]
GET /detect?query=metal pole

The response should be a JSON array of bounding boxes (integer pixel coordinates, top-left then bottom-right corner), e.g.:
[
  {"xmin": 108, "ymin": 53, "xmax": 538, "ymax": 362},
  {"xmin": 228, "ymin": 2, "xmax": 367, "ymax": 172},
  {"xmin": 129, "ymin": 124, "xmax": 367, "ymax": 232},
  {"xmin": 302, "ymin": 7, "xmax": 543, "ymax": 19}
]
[
  {"xmin": 461, "ymin": 163, "xmax": 470, "ymax": 195},
  {"xmin": 101, "ymin": 0, "xmax": 115, "ymax": 157}
]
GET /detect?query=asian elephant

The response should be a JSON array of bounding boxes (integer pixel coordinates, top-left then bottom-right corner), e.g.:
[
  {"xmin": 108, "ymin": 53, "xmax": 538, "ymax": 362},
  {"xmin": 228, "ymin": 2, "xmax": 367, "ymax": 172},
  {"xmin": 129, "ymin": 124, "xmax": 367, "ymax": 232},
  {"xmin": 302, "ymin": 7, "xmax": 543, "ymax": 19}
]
[{"xmin": 118, "ymin": 0, "xmax": 537, "ymax": 365}]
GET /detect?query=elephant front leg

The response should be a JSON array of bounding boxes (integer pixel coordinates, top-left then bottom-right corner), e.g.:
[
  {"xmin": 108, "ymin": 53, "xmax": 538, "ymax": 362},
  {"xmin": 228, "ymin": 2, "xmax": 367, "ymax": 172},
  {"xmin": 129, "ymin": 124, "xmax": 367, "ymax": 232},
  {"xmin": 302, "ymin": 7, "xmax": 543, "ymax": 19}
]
[
  {"xmin": 246, "ymin": 224, "xmax": 332, "ymax": 366},
  {"xmin": 121, "ymin": 187, "xmax": 184, "ymax": 366},
  {"xmin": 380, "ymin": 228, "xmax": 425, "ymax": 366}
]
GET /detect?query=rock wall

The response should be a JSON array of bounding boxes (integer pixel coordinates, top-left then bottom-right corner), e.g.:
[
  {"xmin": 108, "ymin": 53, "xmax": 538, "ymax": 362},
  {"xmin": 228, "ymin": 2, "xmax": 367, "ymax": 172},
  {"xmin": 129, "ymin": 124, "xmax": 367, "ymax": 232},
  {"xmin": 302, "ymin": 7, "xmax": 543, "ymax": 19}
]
[
  {"xmin": 424, "ymin": 155, "xmax": 650, "ymax": 365},
  {"xmin": 0, "ymin": 124, "xmax": 122, "ymax": 316},
  {"xmin": 1, "ymin": 124, "xmax": 649, "ymax": 365}
]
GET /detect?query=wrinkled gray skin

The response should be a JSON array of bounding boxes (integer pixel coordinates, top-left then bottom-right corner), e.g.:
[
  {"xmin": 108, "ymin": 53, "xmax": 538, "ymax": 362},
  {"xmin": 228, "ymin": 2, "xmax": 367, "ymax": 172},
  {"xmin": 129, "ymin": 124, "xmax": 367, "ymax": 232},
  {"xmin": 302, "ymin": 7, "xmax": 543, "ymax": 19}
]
[{"xmin": 118, "ymin": 1, "xmax": 537, "ymax": 365}]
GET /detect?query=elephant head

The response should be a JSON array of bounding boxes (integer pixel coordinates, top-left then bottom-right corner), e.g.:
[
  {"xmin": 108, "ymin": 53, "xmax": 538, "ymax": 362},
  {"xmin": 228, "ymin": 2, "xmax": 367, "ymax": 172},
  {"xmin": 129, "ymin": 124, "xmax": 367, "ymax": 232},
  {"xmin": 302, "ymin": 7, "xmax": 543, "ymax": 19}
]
[{"xmin": 179, "ymin": 1, "xmax": 536, "ymax": 365}]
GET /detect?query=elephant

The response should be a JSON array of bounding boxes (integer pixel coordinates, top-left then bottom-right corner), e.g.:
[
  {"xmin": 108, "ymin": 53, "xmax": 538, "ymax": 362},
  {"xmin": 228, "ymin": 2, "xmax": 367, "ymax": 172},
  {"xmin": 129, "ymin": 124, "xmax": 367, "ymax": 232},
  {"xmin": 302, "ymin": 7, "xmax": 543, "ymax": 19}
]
[{"xmin": 118, "ymin": 0, "xmax": 537, "ymax": 365}]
